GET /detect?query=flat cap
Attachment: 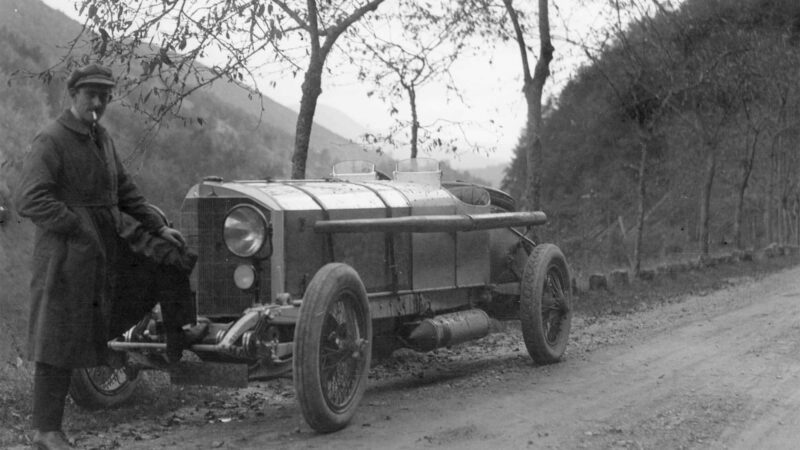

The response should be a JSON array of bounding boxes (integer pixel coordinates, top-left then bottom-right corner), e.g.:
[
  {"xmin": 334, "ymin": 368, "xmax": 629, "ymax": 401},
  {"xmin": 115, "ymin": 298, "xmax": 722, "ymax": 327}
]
[{"xmin": 66, "ymin": 63, "xmax": 115, "ymax": 89}]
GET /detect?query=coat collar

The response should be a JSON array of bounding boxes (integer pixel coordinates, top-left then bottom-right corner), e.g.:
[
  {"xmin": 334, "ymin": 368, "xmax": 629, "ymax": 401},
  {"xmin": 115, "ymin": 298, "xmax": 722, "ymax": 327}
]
[{"xmin": 56, "ymin": 109, "xmax": 108, "ymax": 139}]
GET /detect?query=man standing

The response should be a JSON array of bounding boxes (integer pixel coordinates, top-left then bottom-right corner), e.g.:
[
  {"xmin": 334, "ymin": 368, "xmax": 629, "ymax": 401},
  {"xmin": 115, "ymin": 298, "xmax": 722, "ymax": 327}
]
[{"xmin": 14, "ymin": 64, "xmax": 191, "ymax": 449}]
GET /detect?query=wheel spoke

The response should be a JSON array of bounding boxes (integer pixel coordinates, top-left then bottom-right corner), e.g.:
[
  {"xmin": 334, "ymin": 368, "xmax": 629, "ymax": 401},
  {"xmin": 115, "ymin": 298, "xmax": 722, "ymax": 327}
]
[
  {"xmin": 294, "ymin": 264, "xmax": 373, "ymax": 431},
  {"xmin": 548, "ymin": 275, "xmax": 564, "ymax": 298},
  {"xmin": 322, "ymin": 354, "xmax": 357, "ymax": 405},
  {"xmin": 545, "ymin": 270, "xmax": 569, "ymax": 312},
  {"xmin": 545, "ymin": 311, "xmax": 560, "ymax": 342},
  {"xmin": 321, "ymin": 338, "xmax": 366, "ymax": 369},
  {"xmin": 88, "ymin": 366, "xmax": 129, "ymax": 394},
  {"xmin": 540, "ymin": 267, "xmax": 569, "ymax": 345},
  {"xmin": 318, "ymin": 295, "xmax": 367, "ymax": 410},
  {"xmin": 519, "ymin": 246, "xmax": 572, "ymax": 364},
  {"xmin": 321, "ymin": 348, "xmax": 352, "ymax": 368}
]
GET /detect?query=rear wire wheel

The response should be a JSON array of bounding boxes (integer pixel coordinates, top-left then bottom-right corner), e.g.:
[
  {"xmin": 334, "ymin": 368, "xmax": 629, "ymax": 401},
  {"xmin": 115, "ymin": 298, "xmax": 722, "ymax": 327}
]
[
  {"xmin": 69, "ymin": 365, "xmax": 140, "ymax": 409},
  {"xmin": 293, "ymin": 263, "xmax": 372, "ymax": 432},
  {"xmin": 519, "ymin": 244, "xmax": 572, "ymax": 364}
]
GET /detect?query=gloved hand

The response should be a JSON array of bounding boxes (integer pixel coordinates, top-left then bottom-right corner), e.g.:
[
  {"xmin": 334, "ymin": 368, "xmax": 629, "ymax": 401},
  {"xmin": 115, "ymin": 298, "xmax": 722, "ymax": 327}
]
[
  {"xmin": 120, "ymin": 214, "xmax": 197, "ymax": 274},
  {"xmin": 158, "ymin": 226, "xmax": 186, "ymax": 248}
]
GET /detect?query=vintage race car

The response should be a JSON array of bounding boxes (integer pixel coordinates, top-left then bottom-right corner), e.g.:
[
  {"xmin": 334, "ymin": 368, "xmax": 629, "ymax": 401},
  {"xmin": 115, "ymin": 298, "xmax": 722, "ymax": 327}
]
[{"xmin": 69, "ymin": 158, "xmax": 572, "ymax": 433}]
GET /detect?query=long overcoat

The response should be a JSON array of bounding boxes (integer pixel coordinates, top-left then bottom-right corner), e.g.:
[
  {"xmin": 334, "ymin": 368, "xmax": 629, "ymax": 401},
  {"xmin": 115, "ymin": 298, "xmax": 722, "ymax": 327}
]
[{"xmin": 14, "ymin": 110, "xmax": 164, "ymax": 368}]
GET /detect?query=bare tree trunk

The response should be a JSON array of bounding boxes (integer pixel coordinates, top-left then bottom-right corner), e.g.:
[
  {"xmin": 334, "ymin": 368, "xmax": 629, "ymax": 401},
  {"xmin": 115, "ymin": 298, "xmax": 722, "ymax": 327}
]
[
  {"xmin": 764, "ymin": 149, "xmax": 776, "ymax": 244},
  {"xmin": 407, "ymin": 84, "xmax": 419, "ymax": 159},
  {"xmin": 292, "ymin": 58, "xmax": 324, "ymax": 179},
  {"xmin": 289, "ymin": 0, "xmax": 385, "ymax": 179},
  {"xmin": 786, "ymin": 207, "xmax": 791, "ymax": 244},
  {"xmin": 795, "ymin": 198, "xmax": 800, "ymax": 245},
  {"xmin": 633, "ymin": 142, "xmax": 647, "ymax": 276},
  {"xmin": 764, "ymin": 208, "xmax": 771, "ymax": 245},
  {"xmin": 779, "ymin": 208, "xmax": 784, "ymax": 244},
  {"xmin": 699, "ymin": 148, "xmax": 717, "ymax": 256},
  {"xmin": 733, "ymin": 186, "xmax": 746, "ymax": 249},
  {"xmin": 734, "ymin": 131, "xmax": 759, "ymax": 249},
  {"xmin": 504, "ymin": 0, "xmax": 552, "ymax": 211}
]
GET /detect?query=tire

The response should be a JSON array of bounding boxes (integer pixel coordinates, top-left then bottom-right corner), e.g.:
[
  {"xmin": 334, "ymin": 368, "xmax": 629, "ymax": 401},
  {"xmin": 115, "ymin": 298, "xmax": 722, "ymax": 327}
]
[
  {"xmin": 69, "ymin": 365, "xmax": 140, "ymax": 409},
  {"xmin": 487, "ymin": 189, "xmax": 516, "ymax": 212},
  {"xmin": 293, "ymin": 263, "xmax": 372, "ymax": 433},
  {"xmin": 519, "ymin": 243, "xmax": 572, "ymax": 364}
]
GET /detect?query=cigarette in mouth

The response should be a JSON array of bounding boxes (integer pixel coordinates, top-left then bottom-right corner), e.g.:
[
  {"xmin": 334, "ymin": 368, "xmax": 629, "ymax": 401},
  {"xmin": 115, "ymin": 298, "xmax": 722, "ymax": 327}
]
[{"xmin": 92, "ymin": 111, "xmax": 98, "ymax": 122}]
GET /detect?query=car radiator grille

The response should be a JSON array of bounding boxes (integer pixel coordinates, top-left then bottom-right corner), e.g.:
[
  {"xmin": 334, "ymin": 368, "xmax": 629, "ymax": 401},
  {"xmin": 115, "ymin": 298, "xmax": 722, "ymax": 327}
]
[{"xmin": 180, "ymin": 197, "xmax": 264, "ymax": 317}]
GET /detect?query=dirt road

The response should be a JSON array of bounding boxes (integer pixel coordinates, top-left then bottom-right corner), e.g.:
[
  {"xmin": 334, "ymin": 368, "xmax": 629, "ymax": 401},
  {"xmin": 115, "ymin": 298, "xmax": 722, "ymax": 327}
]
[{"xmin": 78, "ymin": 266, "xmax": 800, "ymax": 449}]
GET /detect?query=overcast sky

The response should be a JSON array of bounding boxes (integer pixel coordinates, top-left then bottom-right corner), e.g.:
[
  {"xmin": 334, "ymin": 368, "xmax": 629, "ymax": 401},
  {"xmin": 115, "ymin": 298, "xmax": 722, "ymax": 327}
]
[{"xmin": 41, "ymin": 0, "xmax": 612, "ymax": 169}]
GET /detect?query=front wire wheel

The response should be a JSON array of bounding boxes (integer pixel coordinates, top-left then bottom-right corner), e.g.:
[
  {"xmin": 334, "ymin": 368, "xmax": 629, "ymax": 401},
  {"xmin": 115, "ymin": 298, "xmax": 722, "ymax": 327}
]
[
  {"xmin": 293, "ymin": 263, "xmax": 372, "ymax": 433},
  {"xmin": 519, "ymin": 243, "xmax": 573, "ymax": 364}
]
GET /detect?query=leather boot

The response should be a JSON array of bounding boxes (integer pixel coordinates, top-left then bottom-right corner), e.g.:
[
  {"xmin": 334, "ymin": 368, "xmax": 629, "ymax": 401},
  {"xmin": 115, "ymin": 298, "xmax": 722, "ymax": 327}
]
[
  {"xmin": 166, "ymin": 322, "xmax": 208, "ymax": 363},
  {"xmin": 183, "ymin": 322, "xmax": 209, "ymax": 344},
  {"xmin": 104, "ymin": 349, "xmax": 127, "ymax": 370},
  {"xmin": 31, "ymin": 430, "xmax": 71, "ymax": 449}
]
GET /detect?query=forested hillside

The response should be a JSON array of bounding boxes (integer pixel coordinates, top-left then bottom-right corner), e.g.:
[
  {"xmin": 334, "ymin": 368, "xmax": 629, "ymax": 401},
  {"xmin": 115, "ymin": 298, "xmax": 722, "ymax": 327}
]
[{"xmin": 503, "ymin": 0, "xmax": 800, "ymax": 272}]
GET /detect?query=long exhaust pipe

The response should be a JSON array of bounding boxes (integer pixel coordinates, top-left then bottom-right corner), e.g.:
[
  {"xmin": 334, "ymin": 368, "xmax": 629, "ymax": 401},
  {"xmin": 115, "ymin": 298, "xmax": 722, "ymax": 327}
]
[{"xmin": 314, "ymin": 211, "xmax": 547, "ymax": 234}]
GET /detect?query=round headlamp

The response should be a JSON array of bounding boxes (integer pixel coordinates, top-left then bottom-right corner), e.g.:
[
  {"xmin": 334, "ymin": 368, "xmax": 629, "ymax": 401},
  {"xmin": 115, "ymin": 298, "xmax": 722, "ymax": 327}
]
[
  {"xmin": 223, "ymin": 205, "xmax": 268, "ymax": 257},
  {"xmin": 233, "ymin": 264, "xmax": 256, "ymax": 290}
]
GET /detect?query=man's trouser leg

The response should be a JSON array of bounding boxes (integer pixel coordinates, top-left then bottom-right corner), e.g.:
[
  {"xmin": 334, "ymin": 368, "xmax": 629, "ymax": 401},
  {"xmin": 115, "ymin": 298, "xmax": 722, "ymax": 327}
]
[
  {"xmin": 32, "ymin": 362, "xmax": 72, "ymax": 432},
  {"xmin": 157, "ymin": 265, "xmax": 198, "ymax": 362}
]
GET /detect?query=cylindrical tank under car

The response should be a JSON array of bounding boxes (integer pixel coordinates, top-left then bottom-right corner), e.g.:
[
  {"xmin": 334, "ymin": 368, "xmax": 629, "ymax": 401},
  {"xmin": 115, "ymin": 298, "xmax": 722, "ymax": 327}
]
[{"xmin": 407, "ymin": 309, "xmax": 492, "ymax": 352}]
